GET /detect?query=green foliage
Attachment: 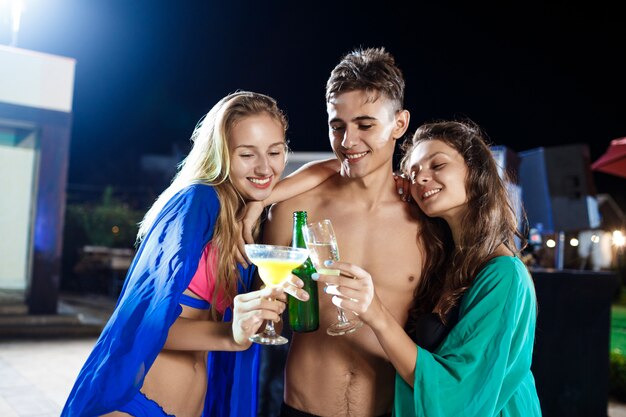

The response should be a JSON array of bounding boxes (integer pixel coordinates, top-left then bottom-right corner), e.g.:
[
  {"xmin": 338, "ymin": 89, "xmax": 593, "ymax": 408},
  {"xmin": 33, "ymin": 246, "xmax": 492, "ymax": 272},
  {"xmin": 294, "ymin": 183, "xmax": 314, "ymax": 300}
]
[
  {"xmin": 611, "ymin": 350, "xmax": 626, "ymax": 401},
  {"xmin": 611, "ymin": 303, "xmax": 626, "ymax": 401},
  {"xmin": 612, "ymin": 305, "xmax": 626, "ymax": 351},
  {"xmin": 65, "ymin": 186, "xmax": 143, "ymax": 248}
]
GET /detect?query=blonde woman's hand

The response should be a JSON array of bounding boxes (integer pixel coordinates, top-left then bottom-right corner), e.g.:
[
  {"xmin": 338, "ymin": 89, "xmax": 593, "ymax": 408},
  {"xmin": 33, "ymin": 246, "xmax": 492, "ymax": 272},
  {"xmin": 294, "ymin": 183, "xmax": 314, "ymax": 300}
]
[
  {"xmin": 235, "ymin": 240, "xmax": 249, "ymax": 269},
  {"xmin": 242, "ymin": 200, "xmax": 265, "ymax": 244},
  {"xmin": 231, "ymin": 286, "xmax": 286, "ymax": 349},
  {"xmin": 281, "ymin": 274, "xmax": 309, "ymax": 302},
  {"xmin": 256, "ymin": 274, "xmax": 309, "ymax": 301},
  {"xmin": 236, "ymin": 201, "xmax": 266, "ymax": 268}
]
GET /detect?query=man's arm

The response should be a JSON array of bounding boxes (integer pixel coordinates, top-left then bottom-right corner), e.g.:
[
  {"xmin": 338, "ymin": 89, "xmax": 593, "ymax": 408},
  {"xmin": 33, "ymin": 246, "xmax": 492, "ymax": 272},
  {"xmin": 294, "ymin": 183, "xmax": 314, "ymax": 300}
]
[{"xmin": 266, "ymin": 158, "xmax": 339, "ymax": 206}]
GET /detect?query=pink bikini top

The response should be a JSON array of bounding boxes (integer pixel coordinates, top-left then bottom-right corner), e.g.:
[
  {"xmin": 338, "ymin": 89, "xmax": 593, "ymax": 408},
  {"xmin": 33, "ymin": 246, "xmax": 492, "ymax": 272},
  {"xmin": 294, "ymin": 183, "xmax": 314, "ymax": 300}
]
[{"xmin": 187, "ymin": 243, "xmax": 230, "ymax": 313}]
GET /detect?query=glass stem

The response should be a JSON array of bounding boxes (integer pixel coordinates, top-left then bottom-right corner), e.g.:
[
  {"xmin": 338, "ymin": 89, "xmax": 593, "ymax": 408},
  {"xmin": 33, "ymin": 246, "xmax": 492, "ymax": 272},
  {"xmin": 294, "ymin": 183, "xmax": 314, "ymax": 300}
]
[
  {"xmin": 264, "ymin": 319, "xmax": 277, "ymax": 336},
  {"xmin": 337, "ymin": 307, "xmax": 349, "ymax": 323},
  {"xmin": 264, "ymin": 296, "xmax": 277, "ymax": 336}
]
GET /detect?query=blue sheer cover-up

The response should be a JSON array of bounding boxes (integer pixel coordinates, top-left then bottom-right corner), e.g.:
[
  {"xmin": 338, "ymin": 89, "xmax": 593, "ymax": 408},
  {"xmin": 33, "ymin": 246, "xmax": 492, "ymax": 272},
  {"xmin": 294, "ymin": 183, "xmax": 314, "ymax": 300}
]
[{"xmin": 61, "ymin": 184, "xmax": 260, "ymax": 417}]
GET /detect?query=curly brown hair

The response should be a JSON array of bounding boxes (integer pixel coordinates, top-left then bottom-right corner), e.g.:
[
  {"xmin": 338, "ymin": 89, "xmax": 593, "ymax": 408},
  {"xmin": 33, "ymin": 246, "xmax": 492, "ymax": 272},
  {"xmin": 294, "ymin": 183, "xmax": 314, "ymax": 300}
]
[{"xmin": 400, "ymin": 120, "xmax": 527, "ymax": 329}]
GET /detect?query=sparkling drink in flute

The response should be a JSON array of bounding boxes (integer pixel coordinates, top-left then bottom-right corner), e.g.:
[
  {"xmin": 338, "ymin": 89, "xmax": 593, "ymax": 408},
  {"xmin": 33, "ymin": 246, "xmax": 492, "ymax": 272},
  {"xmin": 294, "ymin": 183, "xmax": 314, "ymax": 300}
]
[{"xmin": 303, "ymin": 219, "xmax": 363, "ymax": 336}]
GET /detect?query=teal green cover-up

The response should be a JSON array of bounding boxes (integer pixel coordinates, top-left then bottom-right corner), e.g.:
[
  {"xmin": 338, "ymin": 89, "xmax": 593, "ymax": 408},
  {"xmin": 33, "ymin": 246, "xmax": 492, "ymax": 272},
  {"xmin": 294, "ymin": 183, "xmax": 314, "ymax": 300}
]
[{"xmin": 394, "ymin": 256, "xmax": 542, "ymax": 416}]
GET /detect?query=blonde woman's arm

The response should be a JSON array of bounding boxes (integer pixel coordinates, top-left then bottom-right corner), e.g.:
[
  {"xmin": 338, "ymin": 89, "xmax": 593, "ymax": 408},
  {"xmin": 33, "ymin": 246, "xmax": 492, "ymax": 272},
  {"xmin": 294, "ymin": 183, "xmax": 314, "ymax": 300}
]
[
  {"xmin": 239, "ymin": 158, "xmax": 339, "ymax": 247},
  {"xmin": 163, "ymin": 286, "xmax": 287, "ymax": 351}
]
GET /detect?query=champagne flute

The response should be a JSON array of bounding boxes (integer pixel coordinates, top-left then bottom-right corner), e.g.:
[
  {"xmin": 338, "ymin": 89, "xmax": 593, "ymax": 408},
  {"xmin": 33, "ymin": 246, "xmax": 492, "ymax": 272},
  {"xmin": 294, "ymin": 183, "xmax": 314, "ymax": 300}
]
[
  {"xmin": 244, "ymin": 244, "xmax": 309, "ymax": 345},
  {"xmin": 302, "ymin": 219, "xmax": 363, "ymax": 336}
]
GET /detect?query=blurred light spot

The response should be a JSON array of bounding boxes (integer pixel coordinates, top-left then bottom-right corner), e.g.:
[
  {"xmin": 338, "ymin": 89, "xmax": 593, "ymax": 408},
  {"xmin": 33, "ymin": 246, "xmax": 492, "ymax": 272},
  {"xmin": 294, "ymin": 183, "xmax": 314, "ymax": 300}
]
[
  {"xmin": 529, "ymin": 231, "xmax": 542, "ymax": 245},
  {"xmin": 546, "ymin": 239, "xmax": 556, "ymax": 248}
]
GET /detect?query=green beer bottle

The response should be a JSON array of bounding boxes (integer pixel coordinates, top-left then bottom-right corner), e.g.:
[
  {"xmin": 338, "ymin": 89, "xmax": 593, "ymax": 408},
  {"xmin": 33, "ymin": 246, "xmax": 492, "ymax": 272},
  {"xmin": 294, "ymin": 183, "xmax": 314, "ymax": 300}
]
[{"xmin": 289, "ymin": 211, "xmax": 319, "ymax": 332}]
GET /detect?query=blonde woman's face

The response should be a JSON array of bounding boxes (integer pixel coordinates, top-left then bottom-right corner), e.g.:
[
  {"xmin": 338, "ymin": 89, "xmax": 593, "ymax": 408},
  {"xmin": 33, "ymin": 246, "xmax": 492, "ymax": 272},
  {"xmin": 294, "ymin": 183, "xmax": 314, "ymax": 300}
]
[{"xmin": 228, "ymin": 113, "xmax": 287, "ymax": 202}]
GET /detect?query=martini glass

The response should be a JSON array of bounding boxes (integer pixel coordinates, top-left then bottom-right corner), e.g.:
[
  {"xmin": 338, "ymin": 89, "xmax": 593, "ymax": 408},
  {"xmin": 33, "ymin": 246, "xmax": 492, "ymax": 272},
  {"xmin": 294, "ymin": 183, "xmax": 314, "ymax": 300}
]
[
  {"xmin": 244, "ymin": 244, "xmax": 309, "ymax": 345},
  {"xmin": 302, "ymin": 219, "xmax": 363, "ymax": 336}
]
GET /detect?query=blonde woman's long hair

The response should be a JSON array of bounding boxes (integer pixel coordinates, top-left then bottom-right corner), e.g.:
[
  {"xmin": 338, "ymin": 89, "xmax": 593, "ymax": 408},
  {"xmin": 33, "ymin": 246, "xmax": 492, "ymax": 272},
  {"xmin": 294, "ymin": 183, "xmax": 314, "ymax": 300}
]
[{"xmin": 137, "ymin": 91, "xmax": 288, "ymax": 316}]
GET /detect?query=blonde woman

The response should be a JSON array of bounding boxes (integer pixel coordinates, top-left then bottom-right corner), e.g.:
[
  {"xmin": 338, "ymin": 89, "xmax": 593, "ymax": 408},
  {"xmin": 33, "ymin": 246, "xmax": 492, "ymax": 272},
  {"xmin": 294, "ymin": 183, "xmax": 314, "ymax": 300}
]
[{"xmin": 62, "ymin": 91, "xmax": 301, "ymax": 417}]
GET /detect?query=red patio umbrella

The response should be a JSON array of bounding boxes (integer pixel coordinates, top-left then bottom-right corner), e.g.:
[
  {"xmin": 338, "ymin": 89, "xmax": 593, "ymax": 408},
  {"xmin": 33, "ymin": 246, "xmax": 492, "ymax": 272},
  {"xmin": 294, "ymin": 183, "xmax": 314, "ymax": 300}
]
[{"xmin": 591, "ymin": 137, "xmax": 626, "ymax": 179}]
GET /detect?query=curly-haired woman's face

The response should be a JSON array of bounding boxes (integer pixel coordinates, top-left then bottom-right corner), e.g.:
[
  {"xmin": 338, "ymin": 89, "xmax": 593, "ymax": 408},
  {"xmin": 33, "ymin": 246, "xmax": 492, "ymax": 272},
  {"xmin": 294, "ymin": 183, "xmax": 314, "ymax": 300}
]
[
  {"xmin": 228, "ymin": 113, "xmax": 287, "ymax": 202},
  {"xmin": 407, "ymin": 139, "xmax": 468, "ymax": 223}
]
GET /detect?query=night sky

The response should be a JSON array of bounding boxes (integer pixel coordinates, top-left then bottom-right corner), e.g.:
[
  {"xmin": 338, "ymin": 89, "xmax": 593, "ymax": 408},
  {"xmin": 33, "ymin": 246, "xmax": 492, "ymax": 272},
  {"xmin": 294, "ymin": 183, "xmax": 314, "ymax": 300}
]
[{"xmin": 12, "ymin": 0, "xmax": 626, "ymax": 204}]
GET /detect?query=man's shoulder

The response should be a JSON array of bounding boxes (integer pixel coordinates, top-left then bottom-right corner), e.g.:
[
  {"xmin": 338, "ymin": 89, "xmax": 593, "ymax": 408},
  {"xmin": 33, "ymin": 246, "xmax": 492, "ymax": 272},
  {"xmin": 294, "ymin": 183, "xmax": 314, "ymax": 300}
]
[
  {"xmin": 267, "ymin": 182, "xmax": 336, "ymax": 233},
  {"xmin": 264, "ymin": 183, "xmax": 329, "ymax": 244}
]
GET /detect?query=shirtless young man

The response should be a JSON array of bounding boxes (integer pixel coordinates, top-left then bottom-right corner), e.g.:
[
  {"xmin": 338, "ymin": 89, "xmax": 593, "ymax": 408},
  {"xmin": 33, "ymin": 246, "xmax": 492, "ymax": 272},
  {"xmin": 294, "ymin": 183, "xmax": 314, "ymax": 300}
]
[{"xmin": 263, "ymin": 47, "xmax": 423, "ymax": 417}]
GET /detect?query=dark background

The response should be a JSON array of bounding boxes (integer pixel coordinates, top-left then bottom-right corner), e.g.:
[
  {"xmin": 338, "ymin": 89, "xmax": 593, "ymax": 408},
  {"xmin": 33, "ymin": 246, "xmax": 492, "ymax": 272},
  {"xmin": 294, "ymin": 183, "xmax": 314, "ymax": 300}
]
[{"xmin": 11, "ymin": 0, "xmax": 626, "ymax": 207}]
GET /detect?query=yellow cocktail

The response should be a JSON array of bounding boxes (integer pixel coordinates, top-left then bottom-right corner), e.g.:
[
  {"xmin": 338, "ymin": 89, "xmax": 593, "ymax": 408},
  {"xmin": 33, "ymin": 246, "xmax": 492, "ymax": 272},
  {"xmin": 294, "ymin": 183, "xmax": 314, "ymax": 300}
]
[
  {"xmin": 254, "ymin": 258, "xmax": 306, "ymax": 286},
  {"xmin": 243, "ymin": 244, "xmax": 309, "ymax": 345}
]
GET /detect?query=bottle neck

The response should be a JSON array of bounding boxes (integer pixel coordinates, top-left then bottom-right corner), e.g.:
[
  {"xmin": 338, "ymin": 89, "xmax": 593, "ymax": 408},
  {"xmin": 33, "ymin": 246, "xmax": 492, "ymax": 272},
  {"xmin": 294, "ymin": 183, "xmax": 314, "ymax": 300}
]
[{"xmin": 292, "ymin": 212, "xmax": 308, "ymax": 249}]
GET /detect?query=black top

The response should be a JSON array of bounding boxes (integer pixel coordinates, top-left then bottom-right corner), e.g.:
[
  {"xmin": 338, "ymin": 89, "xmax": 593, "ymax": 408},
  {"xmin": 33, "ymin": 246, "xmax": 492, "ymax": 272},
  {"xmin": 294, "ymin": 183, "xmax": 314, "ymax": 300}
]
[{"xmin": 410, "ymin": 302, "xmax": 461, "ymax": 352}]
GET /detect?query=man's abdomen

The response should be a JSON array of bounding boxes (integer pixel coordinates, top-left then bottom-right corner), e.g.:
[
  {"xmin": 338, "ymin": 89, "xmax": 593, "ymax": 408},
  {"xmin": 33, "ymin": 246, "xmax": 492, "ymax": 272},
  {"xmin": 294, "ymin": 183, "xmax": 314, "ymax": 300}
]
[{"xmin": 284, "ymin": 332, "xmax": 394, "ymax": 417}]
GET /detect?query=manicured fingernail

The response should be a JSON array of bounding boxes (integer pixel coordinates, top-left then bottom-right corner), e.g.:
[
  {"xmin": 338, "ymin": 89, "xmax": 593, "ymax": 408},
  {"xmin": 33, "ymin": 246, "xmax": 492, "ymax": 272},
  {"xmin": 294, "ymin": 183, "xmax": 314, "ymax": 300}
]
[
  {"xmin": 324, "ymin": 260, "xmax": 333, "ymax": 266},
  {"xmin": 312, "ymin": 273, "xmax": 319, "ymax": 280},
  {"xmin": 300, "ymin": 292, "xmax": 309, "ymax": 301}
]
